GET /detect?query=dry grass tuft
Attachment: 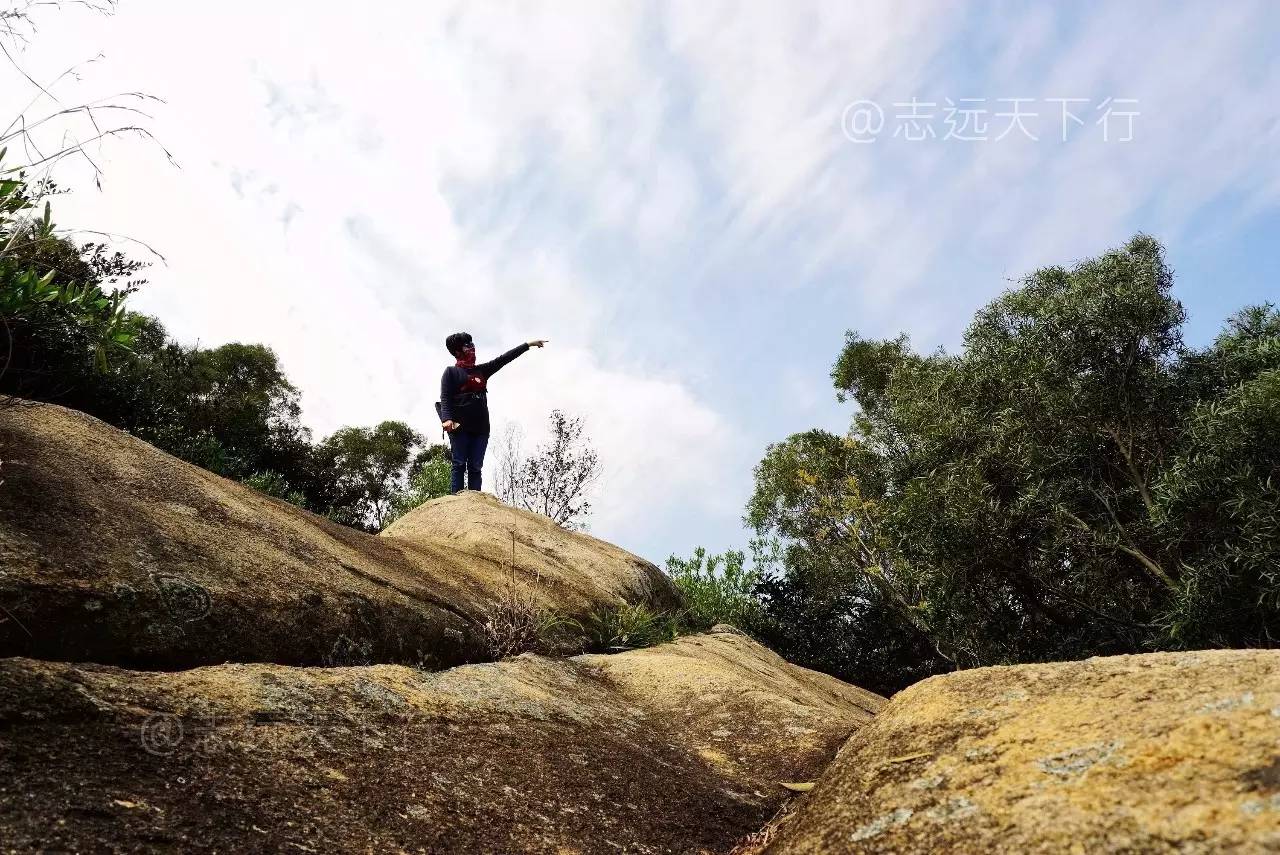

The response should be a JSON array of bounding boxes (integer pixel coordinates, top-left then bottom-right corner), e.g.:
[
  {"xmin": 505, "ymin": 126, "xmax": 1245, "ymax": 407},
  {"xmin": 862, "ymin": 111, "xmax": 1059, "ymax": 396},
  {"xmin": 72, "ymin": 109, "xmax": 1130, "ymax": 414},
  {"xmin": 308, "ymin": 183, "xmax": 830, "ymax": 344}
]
[{"xmin": 482, "ymin": 529, "xmax": 578, "ymax": 659}]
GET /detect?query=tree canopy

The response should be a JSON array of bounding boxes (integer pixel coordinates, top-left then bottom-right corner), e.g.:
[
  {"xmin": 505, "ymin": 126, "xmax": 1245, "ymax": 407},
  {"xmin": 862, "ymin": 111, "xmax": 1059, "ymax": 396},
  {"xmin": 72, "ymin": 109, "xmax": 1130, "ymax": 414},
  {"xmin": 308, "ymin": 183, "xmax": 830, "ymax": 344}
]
[{"xmin": 749, "ymin": 236, "xmax": 1280, "ymax": 691}]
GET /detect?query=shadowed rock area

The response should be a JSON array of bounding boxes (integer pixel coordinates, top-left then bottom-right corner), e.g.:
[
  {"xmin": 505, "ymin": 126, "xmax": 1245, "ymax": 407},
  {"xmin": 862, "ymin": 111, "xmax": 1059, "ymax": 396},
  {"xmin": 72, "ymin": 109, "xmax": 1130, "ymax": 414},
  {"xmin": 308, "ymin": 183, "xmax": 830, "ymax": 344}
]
[
  {"xmin": 757, "ymin": 650, "xmax": 1280, "ymax": 854},
  {"xmin": 0, "ymin": 402, "xmax": 676, "ymax": 670},
  {"xmin": 0, "ymin": 630, "xmax": 881, "ymax": 853}
]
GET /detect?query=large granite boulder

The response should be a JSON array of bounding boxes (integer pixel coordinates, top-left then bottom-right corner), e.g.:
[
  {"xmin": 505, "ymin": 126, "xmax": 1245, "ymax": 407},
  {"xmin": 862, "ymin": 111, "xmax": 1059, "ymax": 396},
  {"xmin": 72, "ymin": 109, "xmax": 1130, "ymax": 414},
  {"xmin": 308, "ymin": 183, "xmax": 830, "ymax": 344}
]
[
  {"xmin": 0, "ymin": 630, "xmax": 882, "ymax": 853},
  {"xmin": 760, "ymin": 649, "xmax": 1280, "ymax": 854},
  {"xmin": 0, "ymin": 402, "xmax": 677, "ymax": 670}
]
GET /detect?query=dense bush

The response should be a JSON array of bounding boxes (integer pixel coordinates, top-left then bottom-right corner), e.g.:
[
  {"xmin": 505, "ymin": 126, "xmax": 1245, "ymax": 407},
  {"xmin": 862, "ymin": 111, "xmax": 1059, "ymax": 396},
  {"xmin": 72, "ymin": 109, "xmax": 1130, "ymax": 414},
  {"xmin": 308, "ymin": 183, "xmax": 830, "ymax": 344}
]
[
  {"xmin": 0, "ymin": 162, "xmax": 142, "ymax": 399},
  {"xmin": 664, "ymin": 546, "xmax": 764, "ymax": 632},
  {"xmin": 747, "ymin": 235, "xmax": 1280, "ymax": 693}
]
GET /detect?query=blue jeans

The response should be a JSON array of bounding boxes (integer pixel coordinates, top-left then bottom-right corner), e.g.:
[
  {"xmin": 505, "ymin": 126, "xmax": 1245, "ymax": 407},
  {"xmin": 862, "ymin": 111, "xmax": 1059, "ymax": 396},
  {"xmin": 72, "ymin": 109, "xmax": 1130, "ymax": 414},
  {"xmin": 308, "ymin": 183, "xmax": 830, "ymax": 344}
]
[{"xmin": 449, "ymin": 431, "xmax": 489, "ymax": 493}]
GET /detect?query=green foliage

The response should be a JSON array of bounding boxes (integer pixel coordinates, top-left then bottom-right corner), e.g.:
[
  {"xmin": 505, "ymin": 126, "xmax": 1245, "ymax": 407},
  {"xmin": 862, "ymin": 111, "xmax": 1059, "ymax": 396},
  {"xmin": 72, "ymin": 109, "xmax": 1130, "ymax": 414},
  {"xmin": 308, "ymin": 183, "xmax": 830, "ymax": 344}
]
[
  {"xmin": 384, "ymin": 444, "xmax": 452, "ymax": 526},
  {"xmin": 0, "ymin": 154, "xmax": 143, "ymax": 394},
  {"xmin": 664, "ymin": 546, "xmax": 764, "ymax": 631},
  {"xmin": 751, "ymin": 235, "xmax": 1280, "ymax": 692},
  {"xmin": 584, "ymin": 603, "xmax": 679, "ymax": 651},
  {"xmin": 242, "ymin": 471, "xmax": 307, "ymax": 508},
  {"xmin": 1153, "ymin": 320, "xmax": 1280, "ymax": 646},
  {"xmin": 150, "ymin": 342, "xmax": 307, "ymax": 478},
  {"xmin": 744, "ymin": 432, "xmax": 952, "ymax": 693},
  {"xmin": 311, "ymin": 421, "xmax": 424, "ymax": 531}
]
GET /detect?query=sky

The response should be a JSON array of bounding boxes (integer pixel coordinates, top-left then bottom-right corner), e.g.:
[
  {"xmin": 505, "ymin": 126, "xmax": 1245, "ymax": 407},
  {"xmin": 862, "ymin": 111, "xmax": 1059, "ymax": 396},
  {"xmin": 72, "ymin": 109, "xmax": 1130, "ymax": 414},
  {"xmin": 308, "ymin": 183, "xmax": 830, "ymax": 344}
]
[{"xmin": 3, "ymin": 1, "xmax": 1278, "ymax": 565}]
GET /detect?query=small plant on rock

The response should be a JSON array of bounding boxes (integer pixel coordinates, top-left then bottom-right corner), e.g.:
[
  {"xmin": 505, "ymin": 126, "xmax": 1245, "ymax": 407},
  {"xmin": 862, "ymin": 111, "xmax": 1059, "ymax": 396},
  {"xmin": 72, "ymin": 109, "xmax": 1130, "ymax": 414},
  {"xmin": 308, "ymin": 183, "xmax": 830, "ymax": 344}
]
[
  {"xmin": 483, "ymin": 581, "xmax": 577, "ymax": 659},
  {"xmin": 482, "ymin": 529, "xmax": 578, "ymax": 659},
  {"xmin": 585, "ymin": 603, "xmax": 679, "ymax": 652}
]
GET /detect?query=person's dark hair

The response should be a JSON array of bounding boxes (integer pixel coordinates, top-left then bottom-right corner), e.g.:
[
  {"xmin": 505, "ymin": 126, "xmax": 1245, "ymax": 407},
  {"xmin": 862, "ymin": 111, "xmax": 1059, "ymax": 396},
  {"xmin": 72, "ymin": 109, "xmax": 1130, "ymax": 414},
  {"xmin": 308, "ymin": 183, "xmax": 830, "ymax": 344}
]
[{"xmin": 445, "ymin": 332, "xmax": 473, "ymax": 356}]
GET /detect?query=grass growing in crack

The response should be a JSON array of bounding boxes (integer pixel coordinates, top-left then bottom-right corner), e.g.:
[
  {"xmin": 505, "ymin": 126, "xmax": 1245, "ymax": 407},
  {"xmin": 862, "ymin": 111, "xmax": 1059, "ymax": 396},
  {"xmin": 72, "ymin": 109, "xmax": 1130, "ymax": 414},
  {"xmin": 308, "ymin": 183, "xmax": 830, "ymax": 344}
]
[
  {"xmin": 483, "ymin": 581, "xmax": 579, "ymax": 659},
  {"xmin": 584, "ymin": 602, "xmax": 680, "ymax": 652}
]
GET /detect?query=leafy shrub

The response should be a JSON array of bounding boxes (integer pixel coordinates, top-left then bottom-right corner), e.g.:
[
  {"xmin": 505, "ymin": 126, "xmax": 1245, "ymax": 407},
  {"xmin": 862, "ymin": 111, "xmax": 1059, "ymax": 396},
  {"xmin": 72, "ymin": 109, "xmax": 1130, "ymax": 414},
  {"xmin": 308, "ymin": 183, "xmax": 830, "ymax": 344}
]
[
  {"xmin": 1, "ymin": 156, "xmax": 142, "ymax": 398},
  {"xmin": 242, "ymin": 471, "xmax": 307, "ymax": 507},
  {"xmin": 664, "ymin": 546, "xmax": 765, "ymax": 632}
]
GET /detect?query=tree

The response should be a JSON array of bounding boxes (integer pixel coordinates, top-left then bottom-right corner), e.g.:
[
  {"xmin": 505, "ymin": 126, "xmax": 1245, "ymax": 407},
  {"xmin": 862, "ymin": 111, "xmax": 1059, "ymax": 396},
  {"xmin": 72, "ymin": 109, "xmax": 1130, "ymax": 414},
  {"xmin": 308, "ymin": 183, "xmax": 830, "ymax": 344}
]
[
  {"xmin": 751, "ymin": 235, "xmax": 1280, "ymax": 692},
  {"xmin": 745, "ymin": 429, "xmax": 951, "ymax": 691},
  {"xmin": 1153, "ymin": 305, "xmax": 1280, "ymax": 647},
  {"xmin": 495, "ymin": 410, "xmax": 599, "ymax": 530},
  {"xmin": 384, "ymin": 443, "xmax": 452, "ymax": 525},
  {"xmin": 0, "ymin": 164, "xmax": 143, "ymax": 401},
  {"xmin": 311, "ymin": 421, "xmax": 424, "ymax": 531}
]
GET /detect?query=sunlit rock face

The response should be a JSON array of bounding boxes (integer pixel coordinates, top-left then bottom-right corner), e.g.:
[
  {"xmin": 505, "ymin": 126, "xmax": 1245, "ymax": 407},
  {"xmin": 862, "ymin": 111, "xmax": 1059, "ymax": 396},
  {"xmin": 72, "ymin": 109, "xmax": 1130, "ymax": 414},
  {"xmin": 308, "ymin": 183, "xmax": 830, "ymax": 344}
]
[{"xmin": 759, "ymin": 649, "xmax": 1280, "ymax": 854}]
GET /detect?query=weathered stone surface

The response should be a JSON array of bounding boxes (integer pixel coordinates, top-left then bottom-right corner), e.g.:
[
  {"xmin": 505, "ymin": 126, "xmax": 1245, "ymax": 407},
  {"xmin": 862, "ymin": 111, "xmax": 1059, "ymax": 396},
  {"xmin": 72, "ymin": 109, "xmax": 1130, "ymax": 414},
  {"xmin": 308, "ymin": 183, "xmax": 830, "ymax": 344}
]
[
  {"xmin": 582, "ymin": 626, "xmax": 885, "ymax": 797},
  {"xmin": 761, "ymin": 650, "xmax": 1280, "ymax": 854},
  {"xmin": 0, "ymin": 402, "xmax": 677, "ymax": 669},
  {"xmin": 382, "ymin": 488, "xmax": 681, "ymax": 618},
  {"xmin": 0, "ymin": 631, "xmax": 881, "ymax": 854}
]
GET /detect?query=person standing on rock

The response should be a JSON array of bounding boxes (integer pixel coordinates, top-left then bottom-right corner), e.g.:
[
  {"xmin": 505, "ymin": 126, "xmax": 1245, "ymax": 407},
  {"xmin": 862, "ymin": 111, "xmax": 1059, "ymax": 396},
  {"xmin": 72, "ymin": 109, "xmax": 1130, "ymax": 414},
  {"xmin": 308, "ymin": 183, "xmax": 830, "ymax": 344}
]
[{"xmin": 438, "ymin": 332, "xmax": 546, "ymax": 494}]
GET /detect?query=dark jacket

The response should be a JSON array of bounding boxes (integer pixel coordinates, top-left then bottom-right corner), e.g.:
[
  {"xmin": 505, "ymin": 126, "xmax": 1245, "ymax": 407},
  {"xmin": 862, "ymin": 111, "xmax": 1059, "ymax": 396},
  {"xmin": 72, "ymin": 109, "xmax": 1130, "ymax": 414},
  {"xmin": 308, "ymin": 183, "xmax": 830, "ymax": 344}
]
[{"xmin": 438, "ymin": 343, "xmax": 530, "ymax": 435}]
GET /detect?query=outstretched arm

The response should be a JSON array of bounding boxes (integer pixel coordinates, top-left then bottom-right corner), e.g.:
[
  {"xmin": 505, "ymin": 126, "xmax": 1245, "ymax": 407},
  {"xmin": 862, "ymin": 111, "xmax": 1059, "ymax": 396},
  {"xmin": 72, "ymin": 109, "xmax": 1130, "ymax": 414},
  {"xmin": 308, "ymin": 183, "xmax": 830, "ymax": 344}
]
[{"xmin": 479, "ymin": 340, "xmax": 546, "ymax": 376}]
